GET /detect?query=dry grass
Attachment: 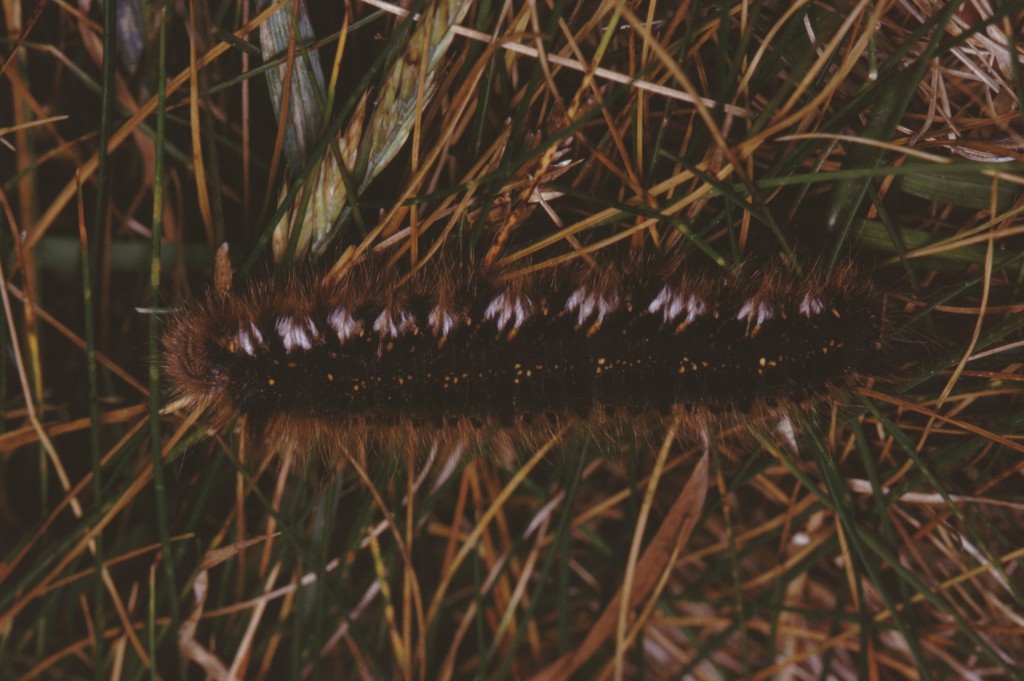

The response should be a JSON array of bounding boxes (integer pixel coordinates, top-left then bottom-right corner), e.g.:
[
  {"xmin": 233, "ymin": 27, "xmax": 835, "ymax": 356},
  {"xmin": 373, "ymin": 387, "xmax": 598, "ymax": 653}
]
[{"xmin": 1, "ymin": 0, "xmax": 1023, "ymax": 678}]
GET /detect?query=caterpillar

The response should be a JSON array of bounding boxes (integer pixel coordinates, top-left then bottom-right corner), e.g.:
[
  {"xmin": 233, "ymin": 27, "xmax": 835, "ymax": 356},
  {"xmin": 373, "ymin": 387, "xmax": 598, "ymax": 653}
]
[{"xmin": 163, "ymin": 255, "xmax": 887, "ymax": 459}]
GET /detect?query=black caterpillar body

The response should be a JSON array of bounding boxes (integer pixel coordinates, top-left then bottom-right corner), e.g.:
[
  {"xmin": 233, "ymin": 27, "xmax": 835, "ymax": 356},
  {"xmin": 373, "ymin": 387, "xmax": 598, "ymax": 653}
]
[{"xmin": 164, "ymin": 258, "xmax": 886, "ymax": 453}]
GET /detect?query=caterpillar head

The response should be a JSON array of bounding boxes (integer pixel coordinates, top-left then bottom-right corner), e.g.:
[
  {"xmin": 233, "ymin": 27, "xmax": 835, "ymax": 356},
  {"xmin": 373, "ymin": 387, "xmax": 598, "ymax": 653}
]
[{"xmin": 162, "ymin": 300, "xmax": 232, "ymax": 410}]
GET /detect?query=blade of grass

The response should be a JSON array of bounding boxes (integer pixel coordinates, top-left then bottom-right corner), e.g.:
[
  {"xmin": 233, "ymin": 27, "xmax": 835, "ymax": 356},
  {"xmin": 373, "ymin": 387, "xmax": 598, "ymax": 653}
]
[
  {"xmin": 76, "ymin": 171, "xmax": 106, "ymax": 679},
  {"xmin": 147, "ymin": 8, "xmax": 184, "ymax": 678}
]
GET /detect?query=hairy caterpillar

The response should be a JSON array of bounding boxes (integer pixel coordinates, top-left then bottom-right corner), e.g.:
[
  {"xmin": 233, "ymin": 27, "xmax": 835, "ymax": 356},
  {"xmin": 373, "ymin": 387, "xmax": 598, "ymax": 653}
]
[{"xmin": 163, "ymin": 256, "xmax": 887, "ymax": 458}]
